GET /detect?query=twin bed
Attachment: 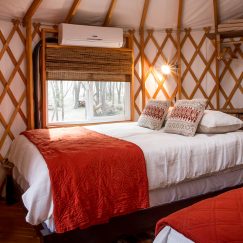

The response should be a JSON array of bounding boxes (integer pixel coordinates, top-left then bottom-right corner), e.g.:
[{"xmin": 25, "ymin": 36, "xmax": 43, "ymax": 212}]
[
  {"xmin": 154, "ymin": 185, "xmax": 243, "ymax": 243},
  {"xmin": 7, "ymin": 121, "xmax": 243, "ymax": 241}
]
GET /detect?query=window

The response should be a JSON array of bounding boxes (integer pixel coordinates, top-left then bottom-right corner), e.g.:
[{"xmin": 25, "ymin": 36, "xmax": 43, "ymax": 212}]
[
  {"xmin": 47, "ymin": 81, "xmax": 130, "ymax": 125},
  {"xmin": 43, "ymin": 45, "xmax": 133, "ymax": 126}
]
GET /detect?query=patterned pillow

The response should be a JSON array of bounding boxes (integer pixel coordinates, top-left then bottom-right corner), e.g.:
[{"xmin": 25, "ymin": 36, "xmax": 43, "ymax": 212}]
[
  {"xmin": 162, "ymin": 106, "xmax": 173, "ymax": 126},
  {"xmin": 164, "ymin": 99, "xmax": 207, "ymax": 136},
  {"xmin": 138, "ymin": 100, "xmax": 170, "ymax": 130}
]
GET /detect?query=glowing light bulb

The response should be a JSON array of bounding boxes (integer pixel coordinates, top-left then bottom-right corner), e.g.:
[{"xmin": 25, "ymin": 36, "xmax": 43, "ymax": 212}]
[{"xmin": 161, "ymin": 64, "xmax": 171, "ymax": 75}]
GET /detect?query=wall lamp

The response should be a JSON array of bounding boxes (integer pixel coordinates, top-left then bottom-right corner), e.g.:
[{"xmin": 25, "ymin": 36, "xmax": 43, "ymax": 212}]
[
  {"xmin": 161, "ymin": 63, "xmax": 179, "ymax": 75},
  {"xmin": 161, "ymin": 64, "xmax": 171, "ymax": 75}
]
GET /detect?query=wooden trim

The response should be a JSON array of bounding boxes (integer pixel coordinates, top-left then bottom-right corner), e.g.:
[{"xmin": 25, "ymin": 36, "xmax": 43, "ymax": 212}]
[
  {"xmin": 103, "ymin": 0, "xmax": 117, "ymax": 26},
  {"xmin": 207, "ymin": 31, "xmax": 243, "ymax": 40},
  {"xmin": 41, "ymin": 30, "xmax": 47, "ymax": 128},
  {"xmin": 215, "ymin": 34, "xmax": 220, "ymax": 109},
  {"xmin": 213, "ymin": 0, "xmax": 219, "ymax": 32},
  {"xmin": 65, "ymin": 0, "xmax": 82, "ymax": 23},
  {"xmin": 177, "ymin": 0, "xmax": 183, "ymax": 99},
  {"xmin": 139, "ymin": 0, "xmax": 150, "ymax": 31},
  {"xmin": 23, "ymin": 0, "xmax": 42, "ymax": 25},
  {"xmin": 140, "ymin": 30, "xmax": 146, "ymax": 109},
  {"xmin": 45, "ymin": 43, "xmax": 132, "ymax": 52},
  {"xmin": 25, "ymin": 20, "xmax": 35, "ymax": 129},
  {"xmin": 213, "ymin": 0, "xmax": 220, "ymax": 109},
  {"xmin": 128, "ymin": 31, "xmax": 135, "ymax": 121},
  {"xmin": 177, "ymin": 0, "xmax": 183, "ymax": 30},
  {"xmin": 139, "ymin": 0, "xmax": 151, "ymax": 109},
  {"xmin": 132, "ymin": 35, "xmax": 142, "ymax": 116},
  {"xmin": 47, "ymin": 120, "xmax": 134, "ymax": 129},
  {"xmin": 0, "ymin": 177, "xmax": 6, "ymax": 197},
  {"xmin": 41, "ymin": 28, "xmax": 58, "ymax": 34}
]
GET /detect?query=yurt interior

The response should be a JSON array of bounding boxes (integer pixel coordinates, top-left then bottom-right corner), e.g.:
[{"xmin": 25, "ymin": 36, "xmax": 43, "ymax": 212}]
[{"xmin": 0, "ymin": 0, "xmax": 243, "ymax": 243}]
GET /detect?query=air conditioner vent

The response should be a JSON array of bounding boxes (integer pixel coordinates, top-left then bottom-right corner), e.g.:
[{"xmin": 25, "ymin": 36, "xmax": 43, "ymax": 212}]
[{"xmin": 58, "ymin": 24, "xmax": 123, "ymax": 48}]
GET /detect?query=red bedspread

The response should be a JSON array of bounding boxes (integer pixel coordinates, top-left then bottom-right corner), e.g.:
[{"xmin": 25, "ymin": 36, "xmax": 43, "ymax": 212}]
[
  {"xmin": 155, "ymin": 187, "xmax": 243, "ymax": 243},
  {"xmin": 22, "ymin": 127, "xmax": 149, "ymax": 233}
]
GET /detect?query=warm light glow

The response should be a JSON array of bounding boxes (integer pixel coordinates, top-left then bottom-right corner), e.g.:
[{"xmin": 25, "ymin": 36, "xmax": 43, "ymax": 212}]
[
  {"xmin": 161, "ymin": 64, "xmax": 171, "ymax": 75},
  {"xmin": 155, "ymin": 69, "xmax": 163, "ymax": 81}
]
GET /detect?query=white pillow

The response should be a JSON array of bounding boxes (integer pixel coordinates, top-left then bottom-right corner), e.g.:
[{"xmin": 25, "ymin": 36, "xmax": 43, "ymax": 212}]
[{"xmin": 197, "ymin": 110, "xmax": 243, "ymax": 134}]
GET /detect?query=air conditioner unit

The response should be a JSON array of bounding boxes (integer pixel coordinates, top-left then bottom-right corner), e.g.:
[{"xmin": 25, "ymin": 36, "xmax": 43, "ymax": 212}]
[{"xmin": 58, "ymin": 23, "xmax": 124, "ymax": 48}]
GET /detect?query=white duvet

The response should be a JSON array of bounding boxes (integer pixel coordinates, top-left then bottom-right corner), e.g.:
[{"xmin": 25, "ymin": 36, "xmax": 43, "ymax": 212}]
[{"xmin": 8, "ymin": 122, "xmax": 243, "ymax": 230}]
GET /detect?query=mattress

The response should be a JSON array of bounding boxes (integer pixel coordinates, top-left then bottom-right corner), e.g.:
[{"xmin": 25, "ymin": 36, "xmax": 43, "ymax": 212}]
[{"xmin": 8, "ymin": 122, "xmax": 243, "ymax": 231}]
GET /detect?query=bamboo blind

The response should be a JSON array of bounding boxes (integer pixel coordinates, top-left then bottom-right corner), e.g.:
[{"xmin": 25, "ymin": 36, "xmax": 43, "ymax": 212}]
[{"xmin": 45, "ymin": 46, "xmax": 133, "ymax": 82}]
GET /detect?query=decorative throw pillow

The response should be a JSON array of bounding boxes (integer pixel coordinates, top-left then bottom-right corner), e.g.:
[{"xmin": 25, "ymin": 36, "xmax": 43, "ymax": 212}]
[
  {"xmin": 162, "ymin": 106, "xmax": 173, "ymax": 127},
  {"xmin": 138, "ymin": 100, "xmax": 170, "ymax": 130},
  {"xmin": 164, "ymin": 99, "xmax": 207, "ymax": 136},
  {"xmin": 197, "ymin": 110, "xmax": 243, "ymax": 133}
]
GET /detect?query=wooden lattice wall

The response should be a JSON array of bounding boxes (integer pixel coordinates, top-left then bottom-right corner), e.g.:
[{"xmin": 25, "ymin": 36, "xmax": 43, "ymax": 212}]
[
  {"xmin": 180, "ymin": 28, "xmax": 217, "ymax": 109},
  {"xmin": 0, "ymin": 20, "xmax": 40, "ymax": 160},
  {"xmin": 132, "ymin": 28, "xmax": 242, "ymax": 118},
  {"xmin": 132, "ymin": 29, "xmax": 178, "ymax": 119},
  {"xmin": 219, "ymin": 37, "xmax": 243, "ymax": 109}
]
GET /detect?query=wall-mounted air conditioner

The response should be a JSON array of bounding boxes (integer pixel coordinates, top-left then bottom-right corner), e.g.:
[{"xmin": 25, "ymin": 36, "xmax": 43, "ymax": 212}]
[{"xmin": 58, "ymin": 23, "xmax": 123, "ymax": 48}]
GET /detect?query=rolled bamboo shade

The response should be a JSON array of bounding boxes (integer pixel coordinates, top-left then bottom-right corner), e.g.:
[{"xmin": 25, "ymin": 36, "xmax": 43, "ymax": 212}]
[{"xmin": 45, "ymin": 45, "xmax": 133, "ymax": 82}]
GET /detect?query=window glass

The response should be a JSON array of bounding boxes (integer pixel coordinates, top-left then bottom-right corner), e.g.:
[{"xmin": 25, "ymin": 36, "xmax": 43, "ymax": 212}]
[{"xmin": 47, "ymin": 81, "xmax": 130, "ymax": 125}]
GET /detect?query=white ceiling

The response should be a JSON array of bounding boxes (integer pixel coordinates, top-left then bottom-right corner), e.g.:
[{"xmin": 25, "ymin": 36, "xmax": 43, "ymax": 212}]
[{"xmin": 0, "ymin": 0, "xmax": 243, "ymax": 29}]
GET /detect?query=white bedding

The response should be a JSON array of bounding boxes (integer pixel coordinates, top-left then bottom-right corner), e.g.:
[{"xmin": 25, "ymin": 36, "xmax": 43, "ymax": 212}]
[
  {"xmin": 8, "ymin": 122, "xmax": 243, "ymax": 231},
  {"xmin": 154, "ymin": 226, "xmax": 193, "ymax": 243}
]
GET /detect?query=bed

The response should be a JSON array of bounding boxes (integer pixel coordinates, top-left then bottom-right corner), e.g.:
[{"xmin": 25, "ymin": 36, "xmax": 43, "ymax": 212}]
[
  {"xmin": 7, "ymin": 122, "xmax": 243, "ymax": 240},
  {"xmin": 154, "ymin": 186, "xmax": 243, "ymax": 243}
]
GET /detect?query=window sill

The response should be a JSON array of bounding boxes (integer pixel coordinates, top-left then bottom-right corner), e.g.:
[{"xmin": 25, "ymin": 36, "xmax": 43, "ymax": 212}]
[{"xmin": 46, "ymin": 119, "xmax": 134, "ymax": 129}]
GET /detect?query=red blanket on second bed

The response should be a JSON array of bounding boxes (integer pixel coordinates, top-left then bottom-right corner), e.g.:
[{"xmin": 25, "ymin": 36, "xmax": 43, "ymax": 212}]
[
  {"xmin": 22, "ymin": 127, "xmax": 149, "ymax": 233},
  {"xmin": 155, "ymin": 187, "xmax": 243, "ymax": 243}
]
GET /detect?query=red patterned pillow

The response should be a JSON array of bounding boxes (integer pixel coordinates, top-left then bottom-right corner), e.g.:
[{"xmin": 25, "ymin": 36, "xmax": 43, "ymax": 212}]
[
  {"xmin": 164, "ymin": 99, "xmax": 207, "ymax": 136},
  {"xmin": 138, "ymin": 100, "xmax": 170, "ymax": 130}
]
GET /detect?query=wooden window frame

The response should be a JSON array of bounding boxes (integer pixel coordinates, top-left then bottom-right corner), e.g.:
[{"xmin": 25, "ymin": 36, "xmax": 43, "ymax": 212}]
[{"xmin": 41, "ymin": 29, "xmax": 135, "ymax": 128}]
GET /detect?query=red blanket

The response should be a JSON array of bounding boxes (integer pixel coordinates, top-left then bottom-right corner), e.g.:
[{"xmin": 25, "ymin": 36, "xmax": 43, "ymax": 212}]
[
  {"xmin": 22, "ymin": 127, "xmax": 149, "ymax": 233},
  {"xmin": 155, "ymin": 187, "xmax": 243, "ymax": 243}
]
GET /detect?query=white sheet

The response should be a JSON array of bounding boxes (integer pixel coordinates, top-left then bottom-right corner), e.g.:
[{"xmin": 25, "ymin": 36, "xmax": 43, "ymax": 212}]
[
  {"xmin": 8, "ymin": 122, "xmax": 243, "ymax": 231},
  {"xmin": 154, "ymin": 226, "xmax": 193, "ymax": 243}
]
